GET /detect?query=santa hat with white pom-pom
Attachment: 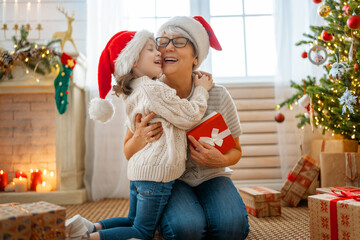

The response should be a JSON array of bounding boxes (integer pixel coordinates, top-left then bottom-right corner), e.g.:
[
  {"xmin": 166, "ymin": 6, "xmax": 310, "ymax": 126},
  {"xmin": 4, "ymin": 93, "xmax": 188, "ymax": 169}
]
[{"xmin": 89, "ymin": 30, "xmax": 154, "ymax": 123}]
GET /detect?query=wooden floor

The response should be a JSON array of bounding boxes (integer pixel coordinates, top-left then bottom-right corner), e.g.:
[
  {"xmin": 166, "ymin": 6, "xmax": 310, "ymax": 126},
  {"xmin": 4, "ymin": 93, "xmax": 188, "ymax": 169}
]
[{"xmin": 63, "ymin": 198, "xmax": 310, "ymax": 240}]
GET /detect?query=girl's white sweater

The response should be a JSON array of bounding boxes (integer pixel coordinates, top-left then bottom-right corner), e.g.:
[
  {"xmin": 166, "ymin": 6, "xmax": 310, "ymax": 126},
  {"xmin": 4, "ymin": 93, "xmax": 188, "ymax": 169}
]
[{"xmin": 122, "ymin": 76, "xmax": 209, "ymax": 182}]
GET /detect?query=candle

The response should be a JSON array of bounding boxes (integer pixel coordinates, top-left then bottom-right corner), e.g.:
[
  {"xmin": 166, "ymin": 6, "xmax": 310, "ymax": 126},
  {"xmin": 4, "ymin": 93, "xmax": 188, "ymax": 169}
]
[
  {"xmin": 15, "ymin": 170, "xmax": 28, "ymax": 179},
  {"xmin": 0, "ymin": 170, "xmax": 8, "ymax": 191},
  {"xmin": 2, "ymin": 0, "xmax": 6, "ymax": 25},
  {"xmin": 26, "ymin": 2, "xmax": 31, "ymax": 24},
  {"xmin": 14, "ymin": 0, "xmax": 18, "ymax": 24},
  {"xmin": 30, "ymin": 169, "xmax": 42, "ymax": 191},
  {"xmin": 43, "ymin": 170, "xmax": 56, "ymax": 191},
  {"xmin": 36, "ymin": 181, "xmax": 52, "ymax": 192},
  {"xmin": 4, "ymin": 182, "xmax": 15, "ymax": 192},
  {"xmin": 37, "ymin": 0, "xmax": 41, "ymax": 24},
  {"xmin": 14, "ymin": 176, "xmax": 28, "ymax": 192}
]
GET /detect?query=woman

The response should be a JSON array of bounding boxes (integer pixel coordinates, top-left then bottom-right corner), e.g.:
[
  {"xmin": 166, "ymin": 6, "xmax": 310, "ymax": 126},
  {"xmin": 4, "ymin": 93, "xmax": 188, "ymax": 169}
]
[{"xmin": 125, "ymin": 16, "xmax": 249, "ymax": 240}]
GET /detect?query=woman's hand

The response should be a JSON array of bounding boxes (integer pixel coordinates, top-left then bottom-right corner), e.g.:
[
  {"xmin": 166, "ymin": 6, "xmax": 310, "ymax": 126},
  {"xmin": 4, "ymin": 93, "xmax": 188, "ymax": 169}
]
[{"xmin": 188, "ymin": 135, "xmax": 241, "ymax": 168}]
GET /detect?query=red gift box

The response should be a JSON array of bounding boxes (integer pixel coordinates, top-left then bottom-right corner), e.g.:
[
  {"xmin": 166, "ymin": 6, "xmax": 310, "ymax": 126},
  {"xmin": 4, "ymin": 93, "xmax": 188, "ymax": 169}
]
[{"xmin": 187, "ymin": 112, "xmax": 236, "ymax": 154}]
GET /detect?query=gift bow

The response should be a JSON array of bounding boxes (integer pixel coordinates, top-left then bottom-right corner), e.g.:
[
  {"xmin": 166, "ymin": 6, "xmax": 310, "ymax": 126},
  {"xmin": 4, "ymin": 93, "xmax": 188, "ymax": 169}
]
[
  {"xmin": 330, "ymin": 189, "xmax": 360, "ymax": 201},
  {"xmin": 199, "ymin": 128, "xmax": 231, "ymax": 147}
]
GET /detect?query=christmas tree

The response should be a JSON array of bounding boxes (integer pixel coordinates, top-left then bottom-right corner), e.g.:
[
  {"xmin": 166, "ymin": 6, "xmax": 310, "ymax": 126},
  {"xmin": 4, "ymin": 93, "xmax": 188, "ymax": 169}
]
[{"xmin": 277, "ymin": 0, "xmax": 360, "ymax": 143}]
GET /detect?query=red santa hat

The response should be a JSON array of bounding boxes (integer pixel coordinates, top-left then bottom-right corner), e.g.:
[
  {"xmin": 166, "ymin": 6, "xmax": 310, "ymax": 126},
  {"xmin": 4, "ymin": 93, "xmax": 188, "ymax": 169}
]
[
  {"xmin": 89, "ymin": 30, "xmax": 154, "ymax": 123},
  {"xmin": 157, "ymin": 16, "xmax": 222, "ymax": 69}
]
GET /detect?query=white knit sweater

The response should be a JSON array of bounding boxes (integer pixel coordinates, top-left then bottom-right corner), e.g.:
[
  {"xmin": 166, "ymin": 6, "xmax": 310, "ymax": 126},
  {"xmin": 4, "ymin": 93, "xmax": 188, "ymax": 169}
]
[{"xmin": 122, "ymin": 76, "xmax": 209, "ymax": 182}]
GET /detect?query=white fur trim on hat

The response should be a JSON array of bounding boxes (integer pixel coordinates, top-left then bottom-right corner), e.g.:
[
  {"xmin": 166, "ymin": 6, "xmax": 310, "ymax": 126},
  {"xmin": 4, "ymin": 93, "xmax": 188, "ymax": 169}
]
[
  {"xmin": 114, "ymin": 30, "xmax": 154, "ymax": 77},
  {"xmin": 89, "ymin": 98, "xmax": 115, "ymax": 123},
  {"xmin": 156, "ymin": 16, "xmax": 210, "ymax": 69}
]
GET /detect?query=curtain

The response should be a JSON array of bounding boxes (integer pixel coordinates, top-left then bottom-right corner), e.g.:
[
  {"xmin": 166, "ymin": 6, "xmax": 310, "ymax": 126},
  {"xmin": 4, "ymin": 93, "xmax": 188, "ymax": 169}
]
[
  {"xmin": 84, "ymin": 0, "xmax": 132, "ymax": 201},
  {"xmin": 273, "ymin": 0, "xmax": 326, "ymax": 179}
]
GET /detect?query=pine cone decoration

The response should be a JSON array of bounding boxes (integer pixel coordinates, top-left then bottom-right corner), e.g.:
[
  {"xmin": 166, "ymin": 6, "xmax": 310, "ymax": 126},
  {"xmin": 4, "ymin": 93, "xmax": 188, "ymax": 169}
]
[
  {"xmin": 30, "ymin": 48, "xmax": 39, "ymax": 57},
  {"xmin": 0, "ymin": 51, "xmax": 13, "ymax": 66}
]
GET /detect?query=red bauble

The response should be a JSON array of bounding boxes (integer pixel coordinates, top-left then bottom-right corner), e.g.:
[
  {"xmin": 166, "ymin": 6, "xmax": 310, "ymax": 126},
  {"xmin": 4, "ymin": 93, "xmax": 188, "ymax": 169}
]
[
  {"xmin": 326, "ymin": 63, "xmax": 331, "ymax": 68},
  {"xmin": 355, "ymin": 63, "xmax": 358, "ymax": 72},
  {"xmin": 343, "ymin": 4, "xmax": 350, "ymax": 15},
  {"xmin": 275, "ymin": 112, "xmax": 285, "ymax": 123},
  {"xmin": 313, "ymin": 0, "xmax": 322, "ymax": 3},
  {"xmin": 347, "ymin": 15, "xmax": 360, "ymax": 29},
  {"xmin": 301, "ymin": 51, "xmax": 308, "ymax": 58},
  {"xmin": 321, "ymin": 30, "xmax": 333, "ymax": 42}
]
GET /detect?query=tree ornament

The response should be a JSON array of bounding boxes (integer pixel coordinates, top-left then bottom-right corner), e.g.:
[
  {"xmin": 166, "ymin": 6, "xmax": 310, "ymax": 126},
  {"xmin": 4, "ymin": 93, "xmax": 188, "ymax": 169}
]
[
  {"xmin": 308, "ymin": 45, "xmax": 328, "ymax": 65},
  {"xmin": 301, "ymin": 51, "xmax": 308, "ymax": 58},
  {"xmin": 329, "ymin": 62, "xmax": 346, "ymax": 79},
  {"xmin": 326, "ymin": 63, "xmax": 331, "ymax": 68},
  {"xmin": 348, "ymin": 40, "xmax": 356, "ymax": 62},
  {"xmin": 275, "ymin": 112, "xmax": 285, "ymax": 123},
  {"xmin": 347, "ymin": 15, "xmax": 360, "ymax": 29},
  {"xmin": 343, "ymin": 4, "xmax": 350, "ymax": 16},
  {"xmin": 321, "ymin": 30, "xmax": 333, "ymax": 42},
  {"xmin": 338, "ymin": 88, "xmax": 358, "ymax": 114},
  {"xmin": 318, "ymin": 5, "xmax": 331, "ymax": 17},
  {"xmin": 54, "ymin": 53, "xmax": 76, "ymax": 114},
  {"xmin": 354, "ymin": 63, "xmax": 358, "ymax": 72},
  {"xmin": 313, "ymin": 0, "xmax": 322, "ymax": 3},
  {"xmin": 298, "ymin": 94, "xmax": 310, "ymax": 108}
]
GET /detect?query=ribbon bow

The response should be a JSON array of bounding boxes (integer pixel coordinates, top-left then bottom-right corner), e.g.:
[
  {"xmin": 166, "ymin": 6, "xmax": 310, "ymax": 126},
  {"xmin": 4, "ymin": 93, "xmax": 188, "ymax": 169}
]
[
  {"xmin": 330, "ymin": 190, "xmax": 360, "ymax": 201},
  {"xmin": 199, "ymin": 128, "xmax": 231, "ymax": 147}
]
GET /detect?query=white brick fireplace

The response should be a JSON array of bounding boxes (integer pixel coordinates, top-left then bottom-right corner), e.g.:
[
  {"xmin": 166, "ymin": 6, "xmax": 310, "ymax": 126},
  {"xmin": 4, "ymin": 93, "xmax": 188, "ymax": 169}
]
[{"xmin": 0, "ymin": 56, "xmax": 87, "ymax": 204}]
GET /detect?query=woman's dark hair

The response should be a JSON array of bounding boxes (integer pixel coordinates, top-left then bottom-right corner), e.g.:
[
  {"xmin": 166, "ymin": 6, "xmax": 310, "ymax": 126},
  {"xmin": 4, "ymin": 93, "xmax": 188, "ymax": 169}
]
[{"xmin": 113, "ymin": 72, "xmax": 135, "ymax": 96}]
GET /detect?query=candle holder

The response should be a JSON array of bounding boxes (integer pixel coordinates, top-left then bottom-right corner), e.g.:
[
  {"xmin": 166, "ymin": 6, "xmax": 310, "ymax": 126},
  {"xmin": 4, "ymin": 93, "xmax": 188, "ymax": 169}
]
[{"xmin": 1, "ymin": 23, "xmax": 43, "ymax": 40}]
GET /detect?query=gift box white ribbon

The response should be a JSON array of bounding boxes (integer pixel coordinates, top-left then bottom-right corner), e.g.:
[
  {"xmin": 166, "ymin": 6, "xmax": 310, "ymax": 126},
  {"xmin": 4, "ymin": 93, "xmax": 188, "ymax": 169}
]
[{"xmin": 199, "ymin": 128, "xmax": 231, "ymax": 147}]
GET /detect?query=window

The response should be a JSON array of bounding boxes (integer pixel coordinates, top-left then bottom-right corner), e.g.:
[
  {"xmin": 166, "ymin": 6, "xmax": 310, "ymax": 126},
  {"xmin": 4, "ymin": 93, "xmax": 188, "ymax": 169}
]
[{"xmin": 125, "ymin": 0, "xmax": 276, "ymax": 84}]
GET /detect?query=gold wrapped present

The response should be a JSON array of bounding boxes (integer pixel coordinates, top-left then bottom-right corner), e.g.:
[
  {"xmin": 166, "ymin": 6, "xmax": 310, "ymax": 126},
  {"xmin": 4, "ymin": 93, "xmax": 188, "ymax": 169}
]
[
  {"xmin": 310, "ymin": 139, "xmax": 358, "ymax": 163},
  {"xmin": 320, "ymin": 152, "xmax": 360, "ymax": 188},
  {"xmin": 309, "ymin": 189, "xmax": 360, "ymax": 240},
  {"xmin": 0, "ymin": 204, "xmax": 31, "ymax": 240},
  {"xmin": 0, "ymin": 201, "xmax": 65, "ymax": 239},
  {"xmin": 238, "ymin": 186, "xmax": 281, "ymax": 217},
  {"xmin": 281, "ymin": 154, "xmax": 320, "ymax": 207}
]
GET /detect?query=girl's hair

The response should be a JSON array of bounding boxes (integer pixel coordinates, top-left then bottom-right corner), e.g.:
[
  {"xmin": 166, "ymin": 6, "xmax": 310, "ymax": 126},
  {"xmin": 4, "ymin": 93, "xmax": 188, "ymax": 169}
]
[{"xmin": 113, "ymin": 72, "xmax": 135, "ymax": 96}]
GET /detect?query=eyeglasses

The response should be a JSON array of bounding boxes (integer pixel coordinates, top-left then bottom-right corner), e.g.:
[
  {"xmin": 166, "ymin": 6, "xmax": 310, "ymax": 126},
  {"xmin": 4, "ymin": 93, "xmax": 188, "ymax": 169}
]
[{"xmin": 155, "ymin": 37, "xmax": 190, "ymax": 48}]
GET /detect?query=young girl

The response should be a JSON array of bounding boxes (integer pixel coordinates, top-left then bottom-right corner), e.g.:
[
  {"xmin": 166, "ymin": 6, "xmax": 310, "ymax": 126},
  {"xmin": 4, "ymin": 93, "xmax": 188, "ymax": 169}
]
[{"xmin": 66, "ymin": 30, "xmax": 213, "ymax": 240}]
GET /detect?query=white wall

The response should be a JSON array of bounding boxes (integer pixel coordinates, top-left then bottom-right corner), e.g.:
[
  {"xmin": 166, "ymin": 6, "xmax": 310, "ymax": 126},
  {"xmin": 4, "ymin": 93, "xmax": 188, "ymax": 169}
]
[{"xmin": 0, "ymin": 0, "xmax": 87, "ymax": 56}]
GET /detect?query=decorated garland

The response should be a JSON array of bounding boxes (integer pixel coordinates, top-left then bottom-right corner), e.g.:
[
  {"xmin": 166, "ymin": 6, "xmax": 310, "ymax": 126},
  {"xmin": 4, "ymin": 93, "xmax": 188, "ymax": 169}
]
[{"xmin": 0, "ymin": 25, "xmax": 61, "ymax": 80}]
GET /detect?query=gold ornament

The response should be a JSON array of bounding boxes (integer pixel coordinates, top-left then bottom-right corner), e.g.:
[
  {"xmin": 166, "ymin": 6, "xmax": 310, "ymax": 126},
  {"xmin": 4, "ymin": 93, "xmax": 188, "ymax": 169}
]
[{"xmin": 318, "ymin": 5, "xmax": 331, "ymax": 17}]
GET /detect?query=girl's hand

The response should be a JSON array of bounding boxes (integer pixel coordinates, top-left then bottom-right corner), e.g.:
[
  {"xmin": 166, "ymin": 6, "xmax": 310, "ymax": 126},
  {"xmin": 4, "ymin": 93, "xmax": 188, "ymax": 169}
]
[
  {"xmin": 134, "ymin": 113, "xmax": 163, "ymax": 144},
  {"xmin": 194, "ymin": 74, "xmax": 214, "ymax": 91},
  {"xmin": 188, "ymin": 135, "xmax": 226, "ymax": 167}
]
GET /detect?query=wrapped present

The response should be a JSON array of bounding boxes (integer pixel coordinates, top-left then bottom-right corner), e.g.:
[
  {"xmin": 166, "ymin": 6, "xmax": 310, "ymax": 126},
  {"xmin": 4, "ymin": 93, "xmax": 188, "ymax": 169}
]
[
  {"xmin": 309, "ymin": 189, "xmax": 360, "ymax": 240},
  {"xmin": 316, "ymin": 186, "xmax": 360, "ymax": 194},
  {"xmin": 238, "ymin": 186, "xmax": 281, "ymax": 217},
  {"xmin": 310, "ymin": 139, "xmax": 358, "ymax": 163},
  {"xmin": 0, "ymin": 204, "xmax": 31, "ymax": 240},
  {"xmin": 0, "ymin": 201, "xmax": 66, "ymax": 239},
  {"xmin": 320, "ymin": 153, "xmax": 360, "ymax": 188},
  {"xmin": 187, "ymin": 112, "xmax": 236, "ymax": 154},
  {"xmin": 281, "ymin": 154, "xmax": 320, "ymax": 207}
]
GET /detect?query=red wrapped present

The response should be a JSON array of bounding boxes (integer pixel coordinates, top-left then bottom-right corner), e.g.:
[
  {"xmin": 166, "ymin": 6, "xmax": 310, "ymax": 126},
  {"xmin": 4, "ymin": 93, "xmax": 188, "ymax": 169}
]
[
  {"xmin": 281, "ymin": 154, "xmax": 320, "ymax": 207},
  {"xmin": 187, "ymin": 112, "xmax": 236, "ymax": 154},
  {"xmin": 238, "ymin": 186, "xmax": 281, "ymax": 217},
  {"xmin": 309, "ymin": 189, "xmax": 360, "ymax": 240}
]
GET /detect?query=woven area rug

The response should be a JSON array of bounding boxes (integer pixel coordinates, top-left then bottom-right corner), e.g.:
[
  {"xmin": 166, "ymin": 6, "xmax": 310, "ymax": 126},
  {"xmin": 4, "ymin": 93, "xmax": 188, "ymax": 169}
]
[{"xmin": 63, "ymin": 199, "xmax": 310, "ymax": 240}]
